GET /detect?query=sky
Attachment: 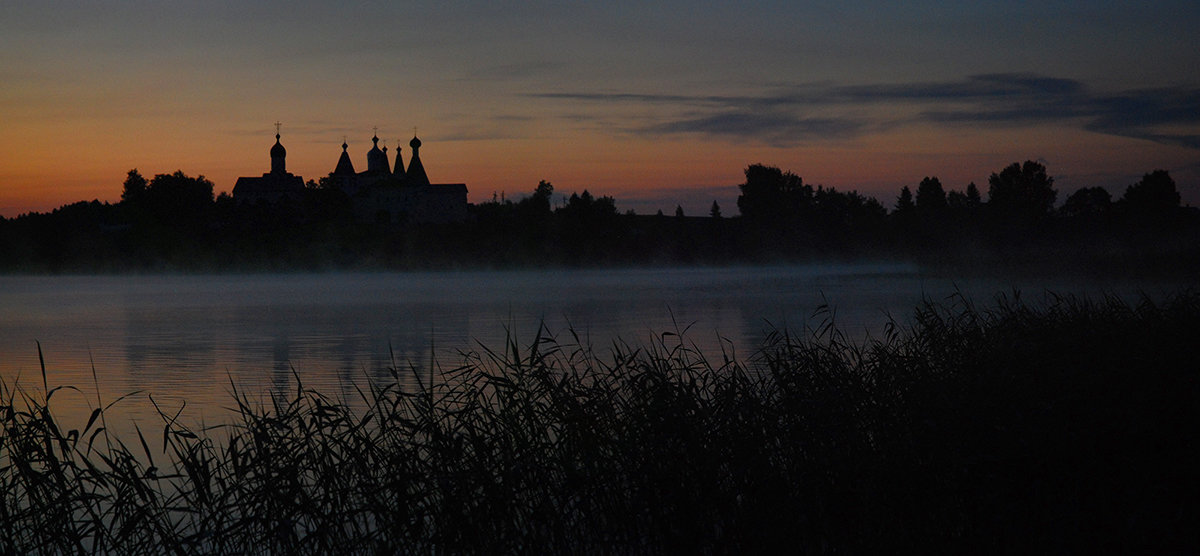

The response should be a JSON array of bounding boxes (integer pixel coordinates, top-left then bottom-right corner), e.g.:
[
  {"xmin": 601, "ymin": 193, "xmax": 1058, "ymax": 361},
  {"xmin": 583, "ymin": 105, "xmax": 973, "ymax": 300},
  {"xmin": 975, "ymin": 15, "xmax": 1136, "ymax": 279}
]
[{"xmin": 2, "ymin": 1, "xmax": 1199, "ymax": 217}]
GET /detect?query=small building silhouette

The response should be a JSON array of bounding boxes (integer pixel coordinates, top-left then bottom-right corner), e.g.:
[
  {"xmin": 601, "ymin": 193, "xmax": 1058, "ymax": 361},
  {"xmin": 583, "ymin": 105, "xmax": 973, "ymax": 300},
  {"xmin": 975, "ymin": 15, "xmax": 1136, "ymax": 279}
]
[{"xmin": 232, "ymin": 133, "xmax": 306, "ymax": 205}]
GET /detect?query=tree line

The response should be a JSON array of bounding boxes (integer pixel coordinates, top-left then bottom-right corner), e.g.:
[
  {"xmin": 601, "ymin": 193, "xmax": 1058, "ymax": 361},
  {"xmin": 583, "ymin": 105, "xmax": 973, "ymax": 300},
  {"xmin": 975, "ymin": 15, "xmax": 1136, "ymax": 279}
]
[{"xmin": 0, "ymin": 161, "xmax": 1195, "ymax": 272}]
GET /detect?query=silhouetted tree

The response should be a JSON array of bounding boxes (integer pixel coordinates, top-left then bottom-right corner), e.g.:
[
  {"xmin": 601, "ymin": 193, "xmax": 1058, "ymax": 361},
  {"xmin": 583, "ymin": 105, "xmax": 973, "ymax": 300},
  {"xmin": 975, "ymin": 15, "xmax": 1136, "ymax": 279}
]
[
  {"xmin": 520, "ymin": 180, "xmax": 554, "ymax": 215},
  {"xmin": 965, "ymin": 182, "xmax": 982, "ymax": 205},
  {"xmin": 947, "ymin": 190, "xmax": 968, "ymax": 210},
  {"xmin": 120, "ymin": 169, "xmax": 148, "ymax": 205},
  {"xmin": 1061, "ymin": 187, "xmax": 1112, "ymax": 217},
  {"xmin": 895, "ymin": 186, "xmax": 915, "ymax": 214},
  {"xmin": 947, "ymin": 183, "xmax": 981, "ymax": 212},
  {"xmin": 737, "ymin": 164, "xmax": 811, "ymax": 223},
  {"xmin": 552, "ymin": 188, "xmax": 623, "ymax": 263},
  {"xmin": 11, "ymin": 156, "xmax": 1200, "ymax": 272},
  {"xmin": 1122, "ymin": 170, "xmax": 1179, "ymax": 216},
  {"xmin": 811, "ymin": 185, "xmax": 887, "ymax": 241},
  {"xmin": 143, "ymin": 171, "xmax": 214, "ymax": 220},
  {"xmin": 316, "ymin": 175, "xmax": 342, "ymax": 190},
  {"xmin": 515, "ymin": 180, "xmax": 555, "ymax": 223},
  {"xmin": 915, "ymin": 177, "xmax": 948, "ymax": 213},
  {"xmin": 987, "ymin": 161, "xmax": 1056, "ymax": 220},
  {"xmin": 116, "ymin": 170, "xmax": 214, "ymax": 238},
  {"xmin": 890, "ymin": 185, "xmax": 918, "ymax": 246},
  {"xmin": 558, "ymin": 189, "xmax": 617, "ymax": 219},
  {"xmin": 904, "ymin": 176, "xmax": 949, "ymax": 243}
]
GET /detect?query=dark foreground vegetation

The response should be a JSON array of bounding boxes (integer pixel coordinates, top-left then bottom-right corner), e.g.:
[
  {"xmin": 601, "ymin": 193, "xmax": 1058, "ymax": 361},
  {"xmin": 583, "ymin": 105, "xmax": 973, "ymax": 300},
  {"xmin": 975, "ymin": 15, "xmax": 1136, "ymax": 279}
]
[
  {"xmin": 3, "ymin": 293, "xmax": 1198, "ymax": 553},
  {"xmin": 2, "ymin": 162, "xmax": 1197, "ymax": 273}
]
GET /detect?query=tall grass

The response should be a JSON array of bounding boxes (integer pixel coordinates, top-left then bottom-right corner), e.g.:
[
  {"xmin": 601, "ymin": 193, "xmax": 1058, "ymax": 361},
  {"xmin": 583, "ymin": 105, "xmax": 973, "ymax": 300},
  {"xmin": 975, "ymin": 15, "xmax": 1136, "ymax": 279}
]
[{"xmin": 2, "ymin": 292, "xmax": 1198, "ymax": 554}]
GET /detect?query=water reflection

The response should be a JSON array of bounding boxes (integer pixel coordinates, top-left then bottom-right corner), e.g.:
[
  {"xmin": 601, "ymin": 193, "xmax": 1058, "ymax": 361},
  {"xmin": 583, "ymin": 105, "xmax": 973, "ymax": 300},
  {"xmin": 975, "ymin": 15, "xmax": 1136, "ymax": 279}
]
[
  {"xmin": 125, "ymin": 306, "xmax": 219, "ymax": 376},
  {"xmin": 1, "ymin": 265, "xmax": 1188, "ymax": 434}
]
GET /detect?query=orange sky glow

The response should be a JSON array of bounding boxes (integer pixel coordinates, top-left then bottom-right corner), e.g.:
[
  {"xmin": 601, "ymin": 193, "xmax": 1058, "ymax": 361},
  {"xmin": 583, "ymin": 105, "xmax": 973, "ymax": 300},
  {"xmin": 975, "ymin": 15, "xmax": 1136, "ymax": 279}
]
[{"xmin": 3, "ymin": 3, "xmax": 1198, "ymax": 217}]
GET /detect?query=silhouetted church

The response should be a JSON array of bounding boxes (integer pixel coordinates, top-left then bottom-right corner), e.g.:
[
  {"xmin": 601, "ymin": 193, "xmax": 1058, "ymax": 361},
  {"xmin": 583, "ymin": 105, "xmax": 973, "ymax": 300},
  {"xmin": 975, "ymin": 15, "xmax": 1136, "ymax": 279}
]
[
  {"xmin": 233, "ymin": 129, "xmax": 468, "ymax": 224},
  {"xmin": 328, "ymin": 133, "xmax": 468, "ymax": 224},
  {"xmin": 232, "ymin": 133, "xmax": 306, "ymax": 205}
]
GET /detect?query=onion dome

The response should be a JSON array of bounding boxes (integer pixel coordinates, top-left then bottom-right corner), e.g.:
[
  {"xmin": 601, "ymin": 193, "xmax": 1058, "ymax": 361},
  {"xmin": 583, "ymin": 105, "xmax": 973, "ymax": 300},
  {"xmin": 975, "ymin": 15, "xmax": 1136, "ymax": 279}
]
[
  {"xmin": 366, "ymin": 134, "xmax": 387, "ymax": 173},
  {"xmin": 270, "ymin": 134, "xmax": 286, "ymax": 157},
  {"xmin": 270, "ymin": 133, "xmax": 287, "ymax": 173}
]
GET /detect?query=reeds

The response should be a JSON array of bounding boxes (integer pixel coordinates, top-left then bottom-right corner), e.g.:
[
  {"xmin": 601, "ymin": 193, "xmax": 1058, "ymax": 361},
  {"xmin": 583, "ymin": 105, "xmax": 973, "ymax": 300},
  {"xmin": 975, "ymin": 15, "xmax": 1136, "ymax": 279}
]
[{"xmin": 2, "ymin": 292, "xmax": 1198, "ymax": 554}]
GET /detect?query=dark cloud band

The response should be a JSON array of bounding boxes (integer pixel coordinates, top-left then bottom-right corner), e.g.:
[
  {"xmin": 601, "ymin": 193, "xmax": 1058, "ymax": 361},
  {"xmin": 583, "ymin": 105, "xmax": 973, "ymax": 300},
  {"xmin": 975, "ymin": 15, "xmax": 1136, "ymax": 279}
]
[{"xmin": 531, "ymin": 74, "xmax": 1200, "ymax": 149}]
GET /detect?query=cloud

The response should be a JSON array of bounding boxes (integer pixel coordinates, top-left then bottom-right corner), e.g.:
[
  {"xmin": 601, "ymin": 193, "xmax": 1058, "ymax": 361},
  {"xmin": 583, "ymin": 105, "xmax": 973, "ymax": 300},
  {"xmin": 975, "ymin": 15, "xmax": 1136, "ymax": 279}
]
[
  {"xmin": 531, "ymin": 74, "xmax": 1200, "ymax": 150},
  {"xmin": 645, "ymin": 112, "xmax": 864, "ymax": 147},
  {"xmin": 833, "ymin": 73, "xmax": 1087, "ymax": 103},
  {"xmin": 1083, "ymin": 88, "xmax": 1200, "ymax": 149},
  {"xmin": 922, "ymin": 82, "xmax": 1200, "ymax": 148},
  {"xmin": 532, "ymin": 74, "xmax": 1088, "ymax": 110},
  {"xmin": 535, "ymin": 92, "xmax": 710, "ymax": 104}
]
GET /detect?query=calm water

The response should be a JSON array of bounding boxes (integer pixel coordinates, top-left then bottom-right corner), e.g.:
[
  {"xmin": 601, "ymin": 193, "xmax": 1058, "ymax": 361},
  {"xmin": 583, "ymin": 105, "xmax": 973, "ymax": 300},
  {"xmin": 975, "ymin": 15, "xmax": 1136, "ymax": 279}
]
[{"xmin": 0, "ymin": 265, "xmax": 1185, "ymax": 430}]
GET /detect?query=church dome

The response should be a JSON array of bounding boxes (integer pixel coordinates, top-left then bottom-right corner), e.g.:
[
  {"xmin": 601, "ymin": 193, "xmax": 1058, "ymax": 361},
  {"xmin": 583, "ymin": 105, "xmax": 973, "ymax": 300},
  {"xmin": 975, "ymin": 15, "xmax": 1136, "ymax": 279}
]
[
  {"xmin": 270, "ymin": 134, "xmax": 286, "ymax": 158},
  {"xmin": 409, "ymin": 135, "xmax": 422, "ymax": 149},
  {"xmin": 366, "ymin": 134, "xmax": 388, "ymax": 173},
  {"xmin": 270, "ymin": 133, "xmax": 287, "ymax": 173}
]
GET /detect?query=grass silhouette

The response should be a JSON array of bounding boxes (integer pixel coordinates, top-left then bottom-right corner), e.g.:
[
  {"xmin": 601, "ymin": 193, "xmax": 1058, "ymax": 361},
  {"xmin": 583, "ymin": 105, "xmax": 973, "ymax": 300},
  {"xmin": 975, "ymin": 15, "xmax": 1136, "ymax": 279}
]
[{"xmin": 2, "ymin": 292, "xmax": 1197, "ymax": 553}]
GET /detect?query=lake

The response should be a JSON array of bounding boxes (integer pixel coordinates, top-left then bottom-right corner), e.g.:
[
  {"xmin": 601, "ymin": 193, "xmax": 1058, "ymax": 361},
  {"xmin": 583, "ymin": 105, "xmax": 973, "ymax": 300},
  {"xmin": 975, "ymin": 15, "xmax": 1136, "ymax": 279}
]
[{"xmin": 0, "ymin": 265, "xmax": 1187, "ymax": 431}]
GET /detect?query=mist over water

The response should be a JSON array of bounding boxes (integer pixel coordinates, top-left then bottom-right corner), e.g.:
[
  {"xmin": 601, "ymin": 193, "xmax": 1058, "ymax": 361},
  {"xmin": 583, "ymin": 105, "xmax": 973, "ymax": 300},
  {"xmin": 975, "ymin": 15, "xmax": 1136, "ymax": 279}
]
[{"xmin": 0, "ymin": 264, "xmax": 1187, "ymax": 430}]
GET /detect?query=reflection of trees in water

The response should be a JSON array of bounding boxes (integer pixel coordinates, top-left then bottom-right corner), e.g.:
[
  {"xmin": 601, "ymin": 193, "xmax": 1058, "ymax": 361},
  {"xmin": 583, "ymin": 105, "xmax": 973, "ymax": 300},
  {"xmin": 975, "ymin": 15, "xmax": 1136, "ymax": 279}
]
[
  {"xmin": 457, "ymin": 295, "xmax": 754, "ymax": 366},
  {"xmin": 107, "ymin": 269, "xmax": 1000, "ymax": 405},
  {"xmin": 270, "ymin": 329, "xmax": 291, "ymax": 393},
  {"xmin": 223, "ymin": 301, "xmax": 472, "ymax": 396},
  {"xmin": 375, "ymin": 304, "xmax": 473, "ymax": 389},
  {"xmin": 124, "ymin": 306, "xmax": 218, "ymax": 375},
  {"xmin": 108, "ymin": 269, "xmax": 943, "ymax": 396}
]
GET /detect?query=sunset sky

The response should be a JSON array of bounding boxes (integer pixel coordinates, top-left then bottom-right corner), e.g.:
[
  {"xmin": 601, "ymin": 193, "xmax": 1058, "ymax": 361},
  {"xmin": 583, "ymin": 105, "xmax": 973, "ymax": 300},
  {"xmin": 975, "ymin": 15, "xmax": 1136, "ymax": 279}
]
[{"xmin": 2, "ymin": 2, "xmax": 1199, "ymax": 217}]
